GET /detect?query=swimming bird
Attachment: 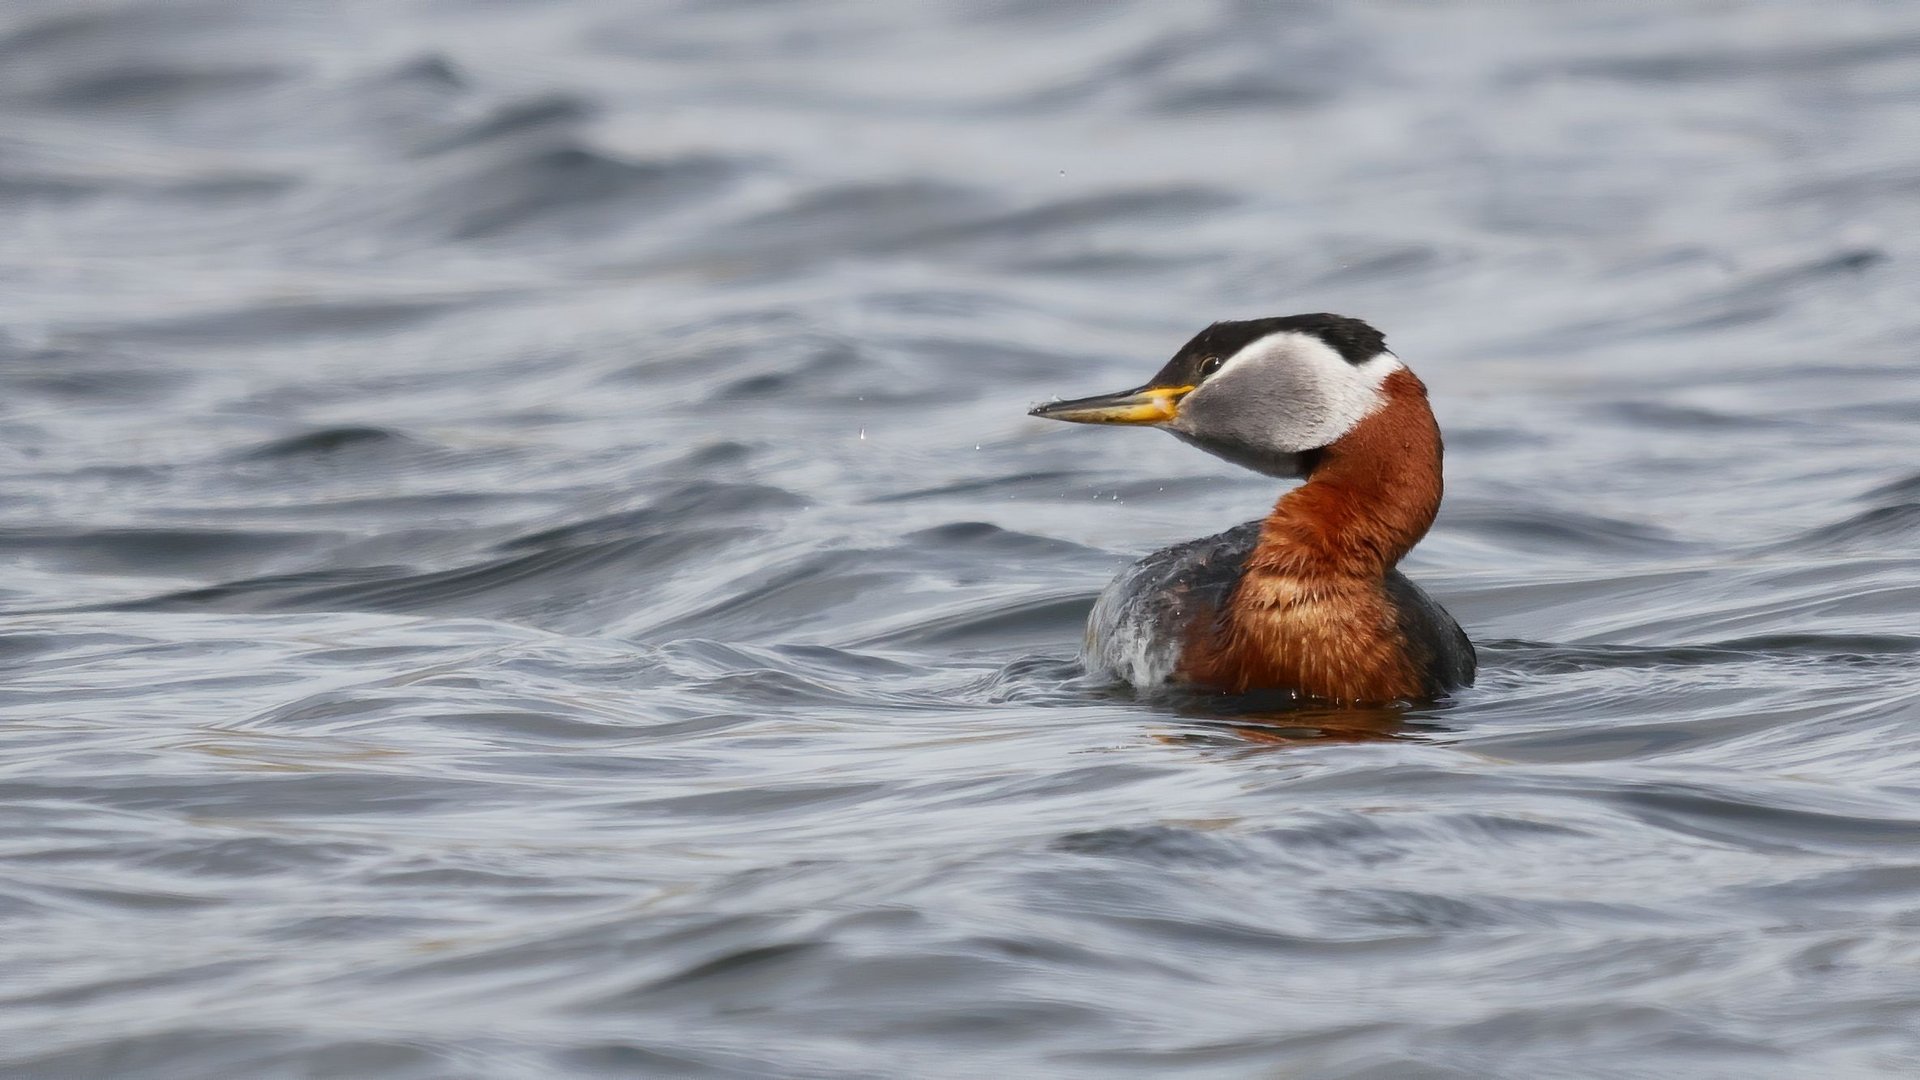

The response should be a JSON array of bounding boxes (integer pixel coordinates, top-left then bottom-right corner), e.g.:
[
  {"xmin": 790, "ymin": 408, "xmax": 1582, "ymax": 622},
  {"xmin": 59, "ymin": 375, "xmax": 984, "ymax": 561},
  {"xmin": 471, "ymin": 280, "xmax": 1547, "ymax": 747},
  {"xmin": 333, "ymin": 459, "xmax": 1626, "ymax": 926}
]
[{"xmin": 1030, "ymin": 314, "xmax": 1474, "ymax": 704}]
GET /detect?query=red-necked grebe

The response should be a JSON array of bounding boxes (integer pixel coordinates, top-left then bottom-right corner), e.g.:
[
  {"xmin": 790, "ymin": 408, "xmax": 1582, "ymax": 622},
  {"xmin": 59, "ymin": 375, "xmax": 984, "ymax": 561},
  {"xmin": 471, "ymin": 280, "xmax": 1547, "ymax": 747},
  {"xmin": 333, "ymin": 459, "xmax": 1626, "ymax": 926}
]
[{"xmin": 1030, "ymin": 313, "xmax": 1474, "ymax": 704}]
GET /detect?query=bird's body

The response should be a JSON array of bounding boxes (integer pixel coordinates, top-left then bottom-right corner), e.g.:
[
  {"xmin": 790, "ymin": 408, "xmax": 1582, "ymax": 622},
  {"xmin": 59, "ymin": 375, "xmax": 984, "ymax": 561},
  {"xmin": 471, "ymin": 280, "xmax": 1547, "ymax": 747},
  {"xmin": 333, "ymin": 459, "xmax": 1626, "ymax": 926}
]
[
  {"xmin": 1031, "ymin": 314, "xmax": 1474, "ymax": 705},
  {"xmin": 1084, "ymin": 521, "xmax": 1474, "ymax": 703}
]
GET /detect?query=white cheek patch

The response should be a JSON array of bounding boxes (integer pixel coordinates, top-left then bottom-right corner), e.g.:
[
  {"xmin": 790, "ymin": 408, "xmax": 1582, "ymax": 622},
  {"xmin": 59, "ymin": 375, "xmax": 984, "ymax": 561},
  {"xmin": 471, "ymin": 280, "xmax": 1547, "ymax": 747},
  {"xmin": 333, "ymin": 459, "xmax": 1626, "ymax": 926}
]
[
  {"xmin": 1188, "ymin": 332, "xmax": 1402, "ymax": 452},
  {"xmin": 1312, "ymin": 349, "xmax": 1401, "ymax": 442}
]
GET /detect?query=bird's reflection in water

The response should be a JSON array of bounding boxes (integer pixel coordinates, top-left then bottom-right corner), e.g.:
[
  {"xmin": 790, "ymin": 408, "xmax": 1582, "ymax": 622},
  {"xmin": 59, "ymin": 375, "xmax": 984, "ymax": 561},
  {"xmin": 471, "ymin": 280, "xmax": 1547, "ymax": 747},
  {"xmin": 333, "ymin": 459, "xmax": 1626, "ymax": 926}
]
[{"xmin": 1152, "ymin": 691, "xmax": 1451, "ymax": 747}]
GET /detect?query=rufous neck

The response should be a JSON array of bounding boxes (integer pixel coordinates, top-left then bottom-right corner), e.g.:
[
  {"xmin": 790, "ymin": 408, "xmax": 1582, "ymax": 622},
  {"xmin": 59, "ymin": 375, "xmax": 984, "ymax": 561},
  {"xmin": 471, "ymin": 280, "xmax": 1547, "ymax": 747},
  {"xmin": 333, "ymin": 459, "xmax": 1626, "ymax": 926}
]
[{"xmin": 1249, "ymin": 368, "xmax": 1443, "ymax": 579}]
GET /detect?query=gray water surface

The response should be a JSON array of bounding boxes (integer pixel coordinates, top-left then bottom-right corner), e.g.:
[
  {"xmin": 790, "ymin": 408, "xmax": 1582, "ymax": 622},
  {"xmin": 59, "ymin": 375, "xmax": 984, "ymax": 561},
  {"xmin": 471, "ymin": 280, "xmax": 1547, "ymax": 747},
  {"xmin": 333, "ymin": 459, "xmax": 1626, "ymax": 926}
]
[{"xmin": 3, "ymin": 1, "xmax": 1920, "ymax": 1077}]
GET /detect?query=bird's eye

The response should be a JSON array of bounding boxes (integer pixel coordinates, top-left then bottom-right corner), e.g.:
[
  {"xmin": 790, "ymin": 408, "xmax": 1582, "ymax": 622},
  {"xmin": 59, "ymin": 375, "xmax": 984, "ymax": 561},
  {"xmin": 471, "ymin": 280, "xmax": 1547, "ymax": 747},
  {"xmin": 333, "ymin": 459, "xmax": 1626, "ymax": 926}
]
[{"xmin": 1198, "ymin": 356, "xmax": 1223, "ymax": 378}]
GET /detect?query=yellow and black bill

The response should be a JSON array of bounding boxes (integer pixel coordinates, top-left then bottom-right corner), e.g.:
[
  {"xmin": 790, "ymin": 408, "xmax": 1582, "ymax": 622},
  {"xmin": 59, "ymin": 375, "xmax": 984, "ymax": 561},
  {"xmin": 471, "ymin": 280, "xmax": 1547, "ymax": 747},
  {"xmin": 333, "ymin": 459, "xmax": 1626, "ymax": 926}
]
[{"xmin": 1027, "ymin": 384, "xmax": 1194, "ymax": 425}]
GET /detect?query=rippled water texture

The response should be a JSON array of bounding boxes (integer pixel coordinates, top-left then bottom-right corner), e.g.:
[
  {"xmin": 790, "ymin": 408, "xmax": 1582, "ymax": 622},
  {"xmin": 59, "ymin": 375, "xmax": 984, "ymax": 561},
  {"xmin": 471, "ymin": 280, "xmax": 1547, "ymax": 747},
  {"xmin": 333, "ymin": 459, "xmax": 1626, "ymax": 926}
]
[{"xmin": 3, "ymin": 1, "xmax": 1920, "ymax": 1076}]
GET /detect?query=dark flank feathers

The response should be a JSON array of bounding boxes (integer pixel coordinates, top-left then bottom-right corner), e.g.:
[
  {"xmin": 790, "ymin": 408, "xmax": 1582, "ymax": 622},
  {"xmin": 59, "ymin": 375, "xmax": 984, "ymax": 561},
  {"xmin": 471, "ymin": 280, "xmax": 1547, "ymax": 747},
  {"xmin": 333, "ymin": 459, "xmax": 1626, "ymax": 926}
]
[
  {"xmin": 1101, "ymin": 520, "xmax": 1264, "ymax": 666},
  {"xmin": 1383, "ymin": 571, "xmax": 1478, "ymax": 696}
]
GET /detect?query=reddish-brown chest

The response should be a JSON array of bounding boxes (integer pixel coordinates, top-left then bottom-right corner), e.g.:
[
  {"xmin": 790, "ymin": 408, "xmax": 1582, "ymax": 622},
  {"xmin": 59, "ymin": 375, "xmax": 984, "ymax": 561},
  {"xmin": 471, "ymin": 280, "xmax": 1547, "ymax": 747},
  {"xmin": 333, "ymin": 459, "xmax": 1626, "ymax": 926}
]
[{"xmin": 1175, "ymin": 572, "xmax": 1423, "ymax": 702}]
